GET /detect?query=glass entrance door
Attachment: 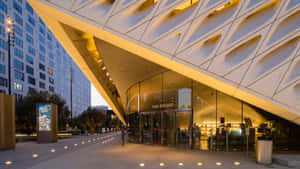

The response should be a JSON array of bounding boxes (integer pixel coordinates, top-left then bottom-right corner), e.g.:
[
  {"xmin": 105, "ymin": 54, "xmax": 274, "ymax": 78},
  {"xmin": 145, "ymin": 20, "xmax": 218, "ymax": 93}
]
[
  {"xmin": 161, "ymin": 111, "xmax": 176, "ymax": 146},
  {"xmin": 176, "ymin": 111, "xmax": 191, "ymax": 148},
  {"xmin": 141, "ymin": 112, "xmax": 152, "ymax": 144},
  {"xmin": 140, "ymin": 110, "xmax": 192, "ymax": 147},
  {"xmin": 152, "ymin": 112, "xmax": 161, "ymax": 144}
]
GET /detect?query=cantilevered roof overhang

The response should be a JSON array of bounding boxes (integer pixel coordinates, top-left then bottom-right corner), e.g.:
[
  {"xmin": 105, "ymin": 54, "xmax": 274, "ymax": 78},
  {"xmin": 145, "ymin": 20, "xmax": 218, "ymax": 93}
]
[{"xmin": 28, "ymin": 0, "xmax": 300, "ymax": 125}]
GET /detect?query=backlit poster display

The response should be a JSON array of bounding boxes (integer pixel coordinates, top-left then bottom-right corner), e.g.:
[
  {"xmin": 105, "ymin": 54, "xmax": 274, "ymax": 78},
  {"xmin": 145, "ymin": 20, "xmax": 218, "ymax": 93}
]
[{"xmin": 38, "ymin": 104, "xmax": 51, "ymax": 131}]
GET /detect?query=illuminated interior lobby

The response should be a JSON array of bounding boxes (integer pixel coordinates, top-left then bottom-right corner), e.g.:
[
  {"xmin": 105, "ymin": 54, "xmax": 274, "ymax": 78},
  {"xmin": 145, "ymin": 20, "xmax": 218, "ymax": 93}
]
[{"xmin": 28, "ymin": 0, "xmax": 300, "ymax": 152}]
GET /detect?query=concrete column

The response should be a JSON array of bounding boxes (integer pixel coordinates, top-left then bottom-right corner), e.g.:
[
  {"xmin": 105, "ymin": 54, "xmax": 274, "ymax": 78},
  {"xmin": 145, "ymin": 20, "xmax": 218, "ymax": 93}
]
[{"xmin": 0, "ymin": 93, "xmax": 15, "ymax": 150}]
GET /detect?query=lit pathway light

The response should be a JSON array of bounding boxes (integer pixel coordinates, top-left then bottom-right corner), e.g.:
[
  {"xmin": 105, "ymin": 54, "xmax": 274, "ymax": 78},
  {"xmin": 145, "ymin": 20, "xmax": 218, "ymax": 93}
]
[
  {"xmin": 5, "ymin": 161, "xmax": 12, "ymax": 165},
  {"xmin": 82, "ymin": 141, "xmax": 85, "ymax": 144},
  {"xmin": 234, "ymin": 161, "xmax": 240, "ymax": 166},
  {"xmin": 178, "ymin": 162, "xmax": 184, "ymax": 166},
  {"xmin": 74, "ymin": 143, "xmax": 78, "ymax": 147},
  {"xmin": 197, "ymin": 162, "xmax": 203, "ymax": 166},
  {"xmin": 159, "ymin": 162, "xmax": 165, "ymax": 167},
  {"xmin": 64, "ymin": 146, "xmax": 68, "ymax": 150},
  {"xmin": 139, "ymin": 163, "xmax": 145, "ymax": 167},
  {"xmin": 216, "ymin": 162, "xmax": 222, "ymax": 166},
  {"xmin": 32, "ymin": 154, "xmax": 39, "ymax": 158},
  {"xmin": 50, "ymin": 148, "xmax": 56, "ymax": 153}
]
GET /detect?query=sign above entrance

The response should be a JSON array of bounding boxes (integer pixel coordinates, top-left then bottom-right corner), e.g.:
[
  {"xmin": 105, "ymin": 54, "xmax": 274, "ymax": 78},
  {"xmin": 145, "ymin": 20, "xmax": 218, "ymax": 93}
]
[{"xmin": 152, "ymin": 103, "xmax": 175, "ymax": 109}]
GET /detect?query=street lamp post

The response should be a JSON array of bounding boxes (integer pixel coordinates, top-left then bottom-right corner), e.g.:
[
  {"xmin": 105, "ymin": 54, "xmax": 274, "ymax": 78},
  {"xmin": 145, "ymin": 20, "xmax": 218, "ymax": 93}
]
[{"xmin": 7, "ymin": 17, "xmax": 15, "ymax": 95}]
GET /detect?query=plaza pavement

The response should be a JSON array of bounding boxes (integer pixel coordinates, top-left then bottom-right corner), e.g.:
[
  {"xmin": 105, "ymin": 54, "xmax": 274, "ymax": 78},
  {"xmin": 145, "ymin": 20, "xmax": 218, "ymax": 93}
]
[{"xmin": 0, "ymin": 132, "xmax": 290, "ymax": 169}]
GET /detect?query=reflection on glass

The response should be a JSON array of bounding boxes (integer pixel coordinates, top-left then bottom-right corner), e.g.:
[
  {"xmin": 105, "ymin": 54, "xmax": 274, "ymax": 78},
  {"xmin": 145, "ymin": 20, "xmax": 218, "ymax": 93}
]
[
  {"xmin": 193, "ymin": 82, "xmax": 216, "ymax": 150},
  {"xmin": 217, "ymin": 92, "xmax": 242, "ymax": 151},
  {"xmin": 176, "ymin": 111, "xmax": 191, "ymax": 148},
  {"xmin": 140, "ymin": 74, "xmax": 162, "ymax": 112},
  {"xmin": 126, "ymin": 70, "xmax": 300, "ymax": 152},
  {"xmin": 127, "ymin": 84, "xmax": 139, "ymax": 114},
  {"xmin": 163, "ymin": 71, "xmax": 192, "ymax": 110}
]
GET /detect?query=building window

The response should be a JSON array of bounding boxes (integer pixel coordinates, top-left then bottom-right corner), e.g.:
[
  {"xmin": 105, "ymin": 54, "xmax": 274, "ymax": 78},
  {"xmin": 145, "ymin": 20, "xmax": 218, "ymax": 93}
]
[
  {"xmin": 14, "ymin": 70, "xmax": 24, "ymax": 81},
  {"xmin": 25, "ymin": 23, "xmax": 33, "ymax": 35},
  {"xmin": 48, "ymin": 52, "xmax": 54, "ymax": 59},
  {"xmin": 14, "ymin": 93, "xmax": 23, "ymax": 102},
  {"xmin": 26, "ymin": 55, "xmax": 34, "ymax": 65},
  {"xmin": 0, "ymin": 63, "xmax": 4, "ymax": 74},
  {"xmin": 39, "ymin": 34, "xmax": 45, "ymax": 44},
  {"xmin": 13, "ymin": 1, "xmax": 22, "ymax": 15},
  {"xmin": 39, "ymin": 44, "xmax": 45, "ymax": 53},
  {"xmin": 26, "ymin": 65, "xmax": 34, "ymax": 75},
  {"xmin": 39, "ymin": 63, "xmax": 45, "ymax": 71},
  {"xmin": 0, "ymin": 0, "xmax": 7, "ymax": 14},
  {"xmin": 14, "ymin": 59, "xmax": 24, "ymax": 71},
  {"xmin": 26, "ymin": 34, "xmax": 34, "ymax": 45},
  {"xmin": 0, "ymin": 51, "xmax": 5, "ymax": 62},
  {"xmin": 39, "ymin": 53, "xmax": 45, "ymax": 62},
  {"xmin": 0, "ymin": 12, "xmax": 4, "ymax": 24},
  {"xmin": 14, "ymin": 13, "xmax": 23, "ymax": 26},
  {"xmin": 39, "ymin": 81, "xmax": 45, "ymax": 89},
  {"xmin": 25, "ymin": 2, "xmax": 34, "ymax": 15},
  {"xmin": 0, "ymin": 25, "xmax": 5, "ymax": 36},
  {"xmin": 15, "ymin": 36, "xmax": 23, "ymax": 48},
  {"xmin": 14, "ymin": 82, "xmax": 23, "ymax": 91},
  {"xmin": 27, "ymin": 15, "xmax": 35, "ymax": 26},
  {"xmin": 28, "ymin": 87, "xmax": 35, "ymax": 93},
  {"xmin": 28, "ymin": 46, "xmax": 35, "ymax": 56},
  {"xmin": 47, "ymin": 33, "xmax": 52, "ymax": 41},
  {"xmin": 39, "ymin": 17, "xmax": 45, "ymax": 26},
  {"xmin": 39, "ymin": 26, "xmax": 45, "ymax": 35},
  {"xmin": 39, "ymin": 72, "xmax": 46, "ymax": 80},
  {"xmin": 47, "ymin": 68, "xmax": 53, "ymax": 75},
  {"xmin": 14, "ymin": 25, "xmax": 23, "ymax": 37},
  {"xmin": 28, "ymin": 76, "xmax": 35, "ymax": 85},
  {"xmin": 14, "ymin": 48, "xmax": 23, "ymax": 59},
  {"xmin": 49, "ymin": 60, "xmax": 54, "ymax": 68},
  {"xmin": 49, "ymin": 77, "xmax": 54, "ymax": 84},
  {"xmin": 0, "ymin": 39, "xmax": 7, "ymax": 50},
  {"xmin": 49, "ymin": 86, "xmax": 54, "ymax": 92},
  {"xmin": 0, "ymin": 77, "xmax": 7, "ymax": 87}
]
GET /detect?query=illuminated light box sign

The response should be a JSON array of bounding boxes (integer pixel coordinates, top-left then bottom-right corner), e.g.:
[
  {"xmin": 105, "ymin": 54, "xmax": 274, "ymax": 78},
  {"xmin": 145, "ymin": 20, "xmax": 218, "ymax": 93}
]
[
  {"xmin": 36, "ymin": 103, "xmax": 58, "ymax": 143},
  {"xmin": 38, "ymin": 104, "xmax": 51, "ymax": 131}
]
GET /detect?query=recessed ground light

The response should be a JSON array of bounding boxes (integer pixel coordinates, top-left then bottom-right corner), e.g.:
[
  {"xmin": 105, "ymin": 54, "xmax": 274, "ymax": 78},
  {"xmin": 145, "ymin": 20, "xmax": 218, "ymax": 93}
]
[
  {"xmin": 216, "ymin": 162, "xmax": 222, "ymax": 166},
  {"xmin": 74, "ymin": 144, "xmax": 78, "ymax": 147},
  {"xmin": 178, "ymin": 162, "xmax": 184, "ymax": 166},
  {"xmin": 32, "ymin": 154, "xmax": 39, "ymax": 158},
  {"xmin": 234, "ymin": 161, "xmax": 240, "ymax": 166},
  {"xmin": 50, "ymin": 148, "xmax": 56, "ymax": 153},
  {"xmin": 159, "ymin": 162, "xmax": 165, "ymax": 166},
  {"xmin": 88, "ymin": 140, "xmax": 91, "ymax": 143},
  {"xmin": 64, "ymin": 146, "xmax": 68, "ymax": 150},
  {"xmin": 5, "ymin": 161, "xmax": 12, "ymax": 165},
  {"xmin": 139, "ymin": 163, "xmax": 145, "ymax": 167},
  {"xmin": 82, "ymin": 141, "xmax": 85, "ymax": 144},
  {"xmin": 197, "ymin": 162, "xmax": 203, "ymax": 166}
]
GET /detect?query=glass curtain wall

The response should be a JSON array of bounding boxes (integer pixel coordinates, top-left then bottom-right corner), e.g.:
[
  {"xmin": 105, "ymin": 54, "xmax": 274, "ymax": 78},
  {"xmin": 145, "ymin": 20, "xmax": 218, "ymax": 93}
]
[{"xmin": 126, "ymin": 70, "xmax": 300, "ymax": 151}]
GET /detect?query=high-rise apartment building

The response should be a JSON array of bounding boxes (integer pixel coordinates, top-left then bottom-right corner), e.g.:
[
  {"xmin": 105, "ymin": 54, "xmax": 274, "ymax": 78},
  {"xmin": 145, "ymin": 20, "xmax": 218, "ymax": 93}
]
[{"xmin": 0, "ymin": 0, "xmax": 91, "ymax": 116}]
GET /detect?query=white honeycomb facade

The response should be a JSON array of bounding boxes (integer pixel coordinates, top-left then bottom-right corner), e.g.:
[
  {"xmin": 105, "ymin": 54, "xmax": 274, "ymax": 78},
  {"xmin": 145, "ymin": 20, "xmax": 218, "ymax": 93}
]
[{"xmin": 31, "ymin": 0, "xmax": 300, "ymax": 121}]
